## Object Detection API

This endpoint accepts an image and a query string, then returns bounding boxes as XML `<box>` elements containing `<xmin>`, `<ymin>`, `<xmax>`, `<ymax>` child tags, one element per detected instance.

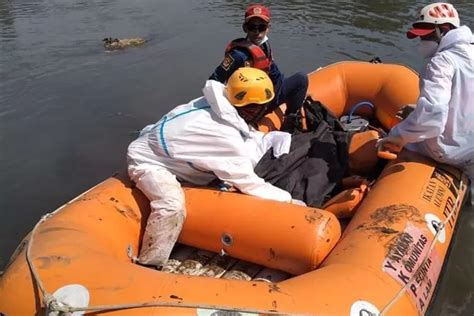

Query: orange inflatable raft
<box><xmin>0</xmin><ymin>61</ymin><xmax>469</xmax><ymax>316</ymax></box>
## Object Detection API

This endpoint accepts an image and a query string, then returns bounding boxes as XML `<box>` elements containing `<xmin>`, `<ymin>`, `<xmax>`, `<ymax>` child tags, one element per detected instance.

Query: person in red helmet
<box><xmin>209</xmin><ymin>4</ymin><xmax>308</xmax><ymax>132</ymax></box>
<box><xmin>377</xmin><ymin>3</ymin><xmax>474</xmax><ymax>181</ymax></box>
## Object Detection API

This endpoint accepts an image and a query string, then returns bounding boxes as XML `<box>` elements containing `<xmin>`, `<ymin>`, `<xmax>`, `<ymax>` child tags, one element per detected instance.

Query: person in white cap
<box><xmin>377</xmin><ymin>2</ymin><xmax>474</xmax><ymax>180</ymax></box>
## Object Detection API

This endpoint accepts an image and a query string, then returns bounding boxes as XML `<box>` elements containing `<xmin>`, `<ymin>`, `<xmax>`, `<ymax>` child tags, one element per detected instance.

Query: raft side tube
<box><xmin>180</xmin><ymin>188</ymin><xmax>341</xmax><ymax>275</ymax></box>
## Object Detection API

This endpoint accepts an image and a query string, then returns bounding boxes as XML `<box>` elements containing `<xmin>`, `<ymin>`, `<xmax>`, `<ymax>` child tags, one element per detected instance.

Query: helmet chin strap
<box><xmin>435</xmin><ymin>25</ymin><xmax>443</xmax><ymax>43</ymax></box>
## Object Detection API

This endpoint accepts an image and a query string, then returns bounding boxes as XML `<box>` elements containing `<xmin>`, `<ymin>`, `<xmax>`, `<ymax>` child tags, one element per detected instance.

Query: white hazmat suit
<box><xmin>127</xmin><ymin>80</ymin><xmax>292</xmax><ymax>266</ymax></box>
<box><xmin>390</xmin><ymin>25</ymin><xmax>474</xmax><ymax>180</ymax></box>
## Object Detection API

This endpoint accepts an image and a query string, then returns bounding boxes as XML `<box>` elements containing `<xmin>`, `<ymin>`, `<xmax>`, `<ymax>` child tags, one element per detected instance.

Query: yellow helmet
<box><xmin>225</xmin><ymin>67</ymin><xmax>275</xmax><ymax>107</ymax></box>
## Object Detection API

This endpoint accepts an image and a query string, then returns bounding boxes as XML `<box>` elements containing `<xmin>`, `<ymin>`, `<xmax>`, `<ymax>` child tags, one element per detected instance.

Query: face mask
<box><xmin>418</xmin><ymin>40</ymin><xmax>439</xmax><ymax>58</ymax></box>
<box><xmin>236</xmin><ymin>103</ymin><xmax>267</xmax><ymax>124</ymax></box>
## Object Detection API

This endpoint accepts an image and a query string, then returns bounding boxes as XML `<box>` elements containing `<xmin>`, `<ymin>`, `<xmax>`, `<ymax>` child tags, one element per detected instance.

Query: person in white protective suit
<box><xmin>127</xmin><ymin>67</ymin><xmax>298</xmax><ymax>267</ymax></box>
<box><xmin>377</xmin><ymin>2</ymin><xmax>474</xmax><ymax>181</ymax></box>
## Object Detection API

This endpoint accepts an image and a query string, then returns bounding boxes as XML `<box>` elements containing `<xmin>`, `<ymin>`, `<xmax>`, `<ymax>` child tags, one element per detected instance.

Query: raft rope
<box><xmin>24</xmin><ymin>199</ymin><xmax>285</xmax><ymax>315</ymax></box>
<box><xmin>379</xmin><ymin>178</ymin><xmax>466</xmax><ymax>316</ymax></box>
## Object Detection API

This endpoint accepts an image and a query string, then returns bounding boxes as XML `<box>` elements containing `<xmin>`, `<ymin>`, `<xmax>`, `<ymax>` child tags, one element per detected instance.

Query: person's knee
<box><xmin>296</xmin><ymin>72</ymin><xmax>309</xmax><ymax>87</ymax></box>
<box><xmin>150</xmin><ymin>201</ymin><xmax>186</xmax><ymax>218</ymax></box>
<box><xmin>288</xmin><ymin>72</ymin><xmax>308</xmax><ymax>90</ymax></box>
<box><xmin>135</xmin><ymin>168</ymin><xmax>185</xmax><ymax>212</ymax></box>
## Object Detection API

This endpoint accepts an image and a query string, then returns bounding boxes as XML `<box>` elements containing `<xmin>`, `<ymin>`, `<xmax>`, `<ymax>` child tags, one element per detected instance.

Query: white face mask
<box><xmin>418</xmin><ymin>40</ymin><xmax>439</xmax><ymax>58</ymax></box>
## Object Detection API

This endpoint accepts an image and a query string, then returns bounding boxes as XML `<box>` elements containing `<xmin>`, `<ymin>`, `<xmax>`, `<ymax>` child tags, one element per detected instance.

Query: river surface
<box><xmin>1</xmin><ymin>0</ymin><xmax>473</xmax><ymax>314</ymax></box>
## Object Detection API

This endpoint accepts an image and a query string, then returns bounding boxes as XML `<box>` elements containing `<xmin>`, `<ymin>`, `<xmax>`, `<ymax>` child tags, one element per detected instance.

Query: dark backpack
<box><xmin>281</xmin><ymin>96</ymin><xmax>346</xmax><ymax>133</ymax></box>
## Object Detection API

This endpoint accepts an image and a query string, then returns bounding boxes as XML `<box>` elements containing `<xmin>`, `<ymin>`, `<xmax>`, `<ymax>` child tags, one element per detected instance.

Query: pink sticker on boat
<box><xmin>382</xmin><ymin>224</ymin><xmax>442</xmax><ymax>315</ymax></box>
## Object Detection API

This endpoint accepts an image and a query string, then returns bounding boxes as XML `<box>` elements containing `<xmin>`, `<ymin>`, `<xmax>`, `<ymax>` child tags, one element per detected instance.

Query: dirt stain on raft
<box><xmin>36</xmin><ymin>256</ymin><xmax>71</xmax><ymax>269</ymax></box>
<box><xmin>304</xmin><ymin>209</ymin><xmax>324</xmax><ymax>224</ymax></box>
<box><xmin>170</xmin><ymin>294</ymin><xmax>183</xmax><ymax>301</ymax></box>
<box><xmin>268</xmin><ymin>283</ymin><xmax>281</xmax><ymax>293</ymax></box>
<box><xmin>110</xmin><ymin>196</ymin><xmax>140</xmax><ymax>223</ymax></box>
<box><xmin>272</xmin><ymin>300</ymin><xmax>278</xmax><ymax>309</ymax></box>
<box><xmin>269</xmin><ymin>248</ymin><xmax>276</xmax><ymax>261</ymax></box>
<box><xmin>268</xmin><ymin>283</ymin><xmax>290</xmax><ymax>296</ymax></box>
<box><xmin>357</xmin><ymin>204</ymin><xmax>424</xmax><ymax>239</ymax></box>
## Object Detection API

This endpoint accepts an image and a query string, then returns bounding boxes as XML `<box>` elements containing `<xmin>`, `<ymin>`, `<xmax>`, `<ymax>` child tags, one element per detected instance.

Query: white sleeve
<box><xmin>390</xmin><ymin>55</ymin><xmax>454</xmax><ymax>143</ymax></box>
<box><xmin>201</xmin><ymin>155</ymin><xmax>293</xmax><ymax>202</ymax></box>
<box><xmin>174</xmin><ymin>130</ymin><xmax>292</xmax><ymax>203</ymax></box>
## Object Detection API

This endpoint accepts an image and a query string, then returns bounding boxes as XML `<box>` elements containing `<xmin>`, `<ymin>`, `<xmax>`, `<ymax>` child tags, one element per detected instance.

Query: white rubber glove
<box><xmin>264</xmin><ymin>131</ymin><xmax>292</xmax><ymax>158</ymax></box>
<box><xmin>291</xmin><ymin>199</ymin><xmax>307</xmax><ymax>207</ymax></box>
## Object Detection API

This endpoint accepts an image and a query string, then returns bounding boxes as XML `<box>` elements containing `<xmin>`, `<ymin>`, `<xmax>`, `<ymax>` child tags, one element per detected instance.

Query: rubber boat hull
<box><xmin>0</xmin><ymin>61</ymin><xmax>469</xmax><ymax>316</ymax></box>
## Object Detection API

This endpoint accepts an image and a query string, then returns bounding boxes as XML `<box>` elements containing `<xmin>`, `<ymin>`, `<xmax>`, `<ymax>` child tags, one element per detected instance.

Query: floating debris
<box><xmin>103</xmin><ymin>37</ymin><xmax>146</xmax><ymax>50</ymax></box>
